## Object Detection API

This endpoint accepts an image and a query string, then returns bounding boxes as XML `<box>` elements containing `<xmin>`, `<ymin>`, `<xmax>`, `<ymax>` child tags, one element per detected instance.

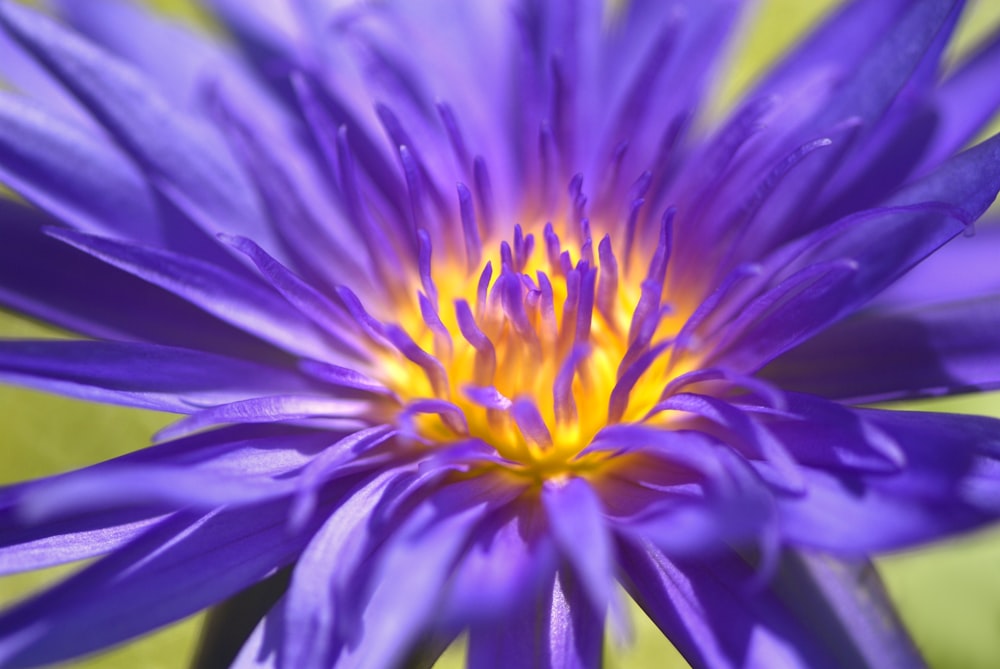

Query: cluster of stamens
<box><xmin>376</xmin><ymin>214</ymin><xmax>691</xmax><ymax>476</ymax></box>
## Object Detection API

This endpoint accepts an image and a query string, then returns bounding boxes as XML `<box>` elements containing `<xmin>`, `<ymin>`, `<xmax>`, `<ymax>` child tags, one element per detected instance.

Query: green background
<box><xmin>2</xmin><ymin>0</ymin><xmax>1000</xmax><ymax>667</ymax></box>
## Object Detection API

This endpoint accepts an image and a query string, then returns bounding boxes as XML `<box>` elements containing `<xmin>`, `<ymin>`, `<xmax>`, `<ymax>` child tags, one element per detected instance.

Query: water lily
<box><xmin>1</xmin><ymin>0</ymin><xmax>1000</xmax><ymax>667</ymax></box>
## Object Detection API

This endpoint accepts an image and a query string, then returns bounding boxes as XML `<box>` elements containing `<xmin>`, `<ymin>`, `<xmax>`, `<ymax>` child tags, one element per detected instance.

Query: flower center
<box><xmin>375</xmin><ymin>217</ymin><xmax>696</xmax><ymax>477</ymax></box>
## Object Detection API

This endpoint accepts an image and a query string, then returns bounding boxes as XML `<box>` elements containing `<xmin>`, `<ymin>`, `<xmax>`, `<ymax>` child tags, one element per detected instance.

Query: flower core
<box><xmin>378</xmin><ymin>218</ymin><xmax>692</xmax><ymax>477</ymax></box>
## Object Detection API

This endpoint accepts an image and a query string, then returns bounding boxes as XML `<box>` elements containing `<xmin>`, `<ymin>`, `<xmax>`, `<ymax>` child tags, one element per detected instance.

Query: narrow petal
<box><xmin>12</xmin><ymin>467</ymin><xmax>295</xmax><ymax>524</ymax></box>
<box><xmin>0</xmin><ymin>425</ymin><xmax>336</xmax><ymax>574</ymax></box>
<box><xmin>282</xmin><ymin>471</ymin><xmax>400</xmax><ymax>669</ymax></box>
<box><xmin>716</xmin><ymin>128</ymin><xmax>1000</xmax><ymax>371</ymax></box>
<box><xmin>749</xmin><ymin>392</ymin><xmax>905</xmax><ymax>472</ymax></box>
<box><xmin>915</xmin><ymin>25</ymin><xmax>1000</xmax><ymax>176</ymax></box>
<box><xmin>542</xmin><ymin>477</ymin><xmax>614</xmax><ymax>612</ymax></box>
<box><xmin>0</xmin><ymin>1</ymin><xmax>283</xmax><ymax>256</ymax></box>
<box><xmin>0</xmin><ymin>340</ymin><xmax>317</xmax><ymax>412</ymax></box>
<box><xmin>48</xmin><ymin>227</ymin><xmax>335</xmax><ymax>360</ymax></box>
<box><xmin>0</xmin><ymin>496</ymin><xmax>330</xmax><ymax>668</ymax></box>
<box><xmin>778</xmin><ymin>409</ymin><xmax>1000</xmax><ymax>553</ymax></box>
<box><xmin>873</xmin><ymin>220</ymin><xmax>1000</xmax><ymax>308</ymax></box>
<box><xmin>764</xmin><ymin>296</ymin><xmax>1000</xmax><ymax>402</ymax></box>
<box><xmin>618</xmin><ymin>540</ymin><xmax>921</xmax><ymax>669</ymax></box>
<box><xmin>0</xmin><ymin>203</ymin><xmax>280</xmax><ymax>357</ymax></box>
<box><xmin>334</xmin><ymin>482</ymin><xmax>501</xmax><ymax>669</ymax></box>
<box><xmin>442</xmin><ymin>503</ymin><xmax>557</xmax><ymax>627</ymax></box>
<box><xmin>52</xmin><ymin>0</ymin><xmax>285</xmax><ymax>127</ymax></box>
<box><xmin>0</xmin><ymin>26</ymin><xmax>93</xmax><ymax>126</ymax></box>
<box><xmin>0</xmin><ymin>514</ymin><xmax>164</xmax><ymax>577</ymax></box>
<box><xmin>155</xmin><ymin>395</ymin><xmax>375</xmax><ymax>442</ymax></box>
<box><xmin>593</xmin><ymin>441</ymin><xmax>775</xmax><ymax>557</ymax></box>
<box><xmin>770</xmin><ymin>550</ymin><xmax>925</xmax><ymax>669</ymax></box>
<box><xmin>749</xmin><ymin>0</ymin><xmax>910</xmax><ymax>103</ymax></box>
<box><xmin>467</xmin><ymin>570</ymin><xmax>603</xmax><ymax>669</ymax></box>
<box><xmin>748</xmin><ymin>0</ymin><xmax>964</xmax><ymax>249</ymax></box>
<box><xmin>0</xmin><ymin>92</ymin><xmax>167</xmax><ymax>245</ymax></box>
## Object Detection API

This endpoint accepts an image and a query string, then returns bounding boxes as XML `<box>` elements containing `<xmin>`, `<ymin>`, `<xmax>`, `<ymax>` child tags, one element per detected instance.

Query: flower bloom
<box><xmin>1</xmin><ymin>0</ymin><xmax>1000</xmax><ymax>666</ymax></box>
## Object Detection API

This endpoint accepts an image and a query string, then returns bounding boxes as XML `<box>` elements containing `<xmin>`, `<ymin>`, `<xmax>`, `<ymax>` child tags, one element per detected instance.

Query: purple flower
<box><xmin>1</xmin><ymin>0</ymin><xmax>1000</xmax><ymax>666</ymax></box>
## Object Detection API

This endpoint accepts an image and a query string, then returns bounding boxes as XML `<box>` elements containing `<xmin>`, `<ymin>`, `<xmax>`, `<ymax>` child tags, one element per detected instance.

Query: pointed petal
<box><xmin>747</xmin><ymin>0</ymin><xmax>964</xmax><ymax>250</ymax></box>
<box><xmin>542</xmin><ymin>477</ymin><xmax>614</xmax><ymax>612</ymax></box>
<box><xmin>916</xmin><ymin>25</ymin><xmax>1000</xmax><ymax>175</ymax></box>
<box><xmin>0</xmin><ymin>514</ymin><xmax>164</xmax><ymax>577</ymax></box>
<box><xmin>0</xmin><ymin>203</ymin><xmax>279</xmax><ymax>357</ymax></box>
<box><xmin>13</xmin><ymin>467</ymin><xmax>295</xmax><ymax>525</ymax></box>
<box><xmin>0</xmin><ymin>1</ymin><xmax>282</xmax><ymax>255</ymax></box>
<box><xmin>334</xmin><ymin>485</ymin><xmax>494</xmax><ymax>668</ymax></box>
<box><xmin>282</xmin><ymin>471</ymin><xmax>400</xmax><ymax>669</ymax></box>
<box><xmin>0</xmin><ymin>340</ymin><xmax>316</xmax><ymax>412</ymax></box>
<box><xmin>467</xmin><ymin>570</ymin><xmax>603</xmax><ymax>669</ymax></box>
<box><xmin>0</xmin><ymin>92</ymin><xmax>167</xmax><ymax>244</ymax></box>
<box><xmin>0</xmin><ymin>426</ymin><xmax>336</xmax><ymax>575</ymax></box>
<box><xmin>750</xmin><ymin>392</ymin><xmax>905</xmax><ymax>473</ymax></box>
<box><xmin>717</xmin><ymin>132</ymin><xmax>1000</xmax><ymax>372</ymax></box>
<box><xmin>874</xmin><ymin>220</ymin><xmax>1000</xmax><ymax>308</ymax></box>
<box><xmin>442</xmin><ymin>503</ymin><xmax>557</xmax><ymax>627</ymax></box>
<box><xmin>749</xmin><ymin>0</ymin><xmax>910</xmax><ymax>103</ymax></box>
<box><xmin>0</xmin><ymin>26</ymin><xmax>93</xmax><ymax>126</ymax></box>
<box><xmin>156</xmin><ymin>395</ymin><xmax>374</xmax><ymax>442</ymax></box>
<box><xmin>764</xmin><ymin>296</ymin><xmax>1000</xmax><ymax>402</ymax></box>
<box><xmin>618</xmin><ymin>540</ymin><xmax>922</xmax><ymax>669</ymax></box>
<box><xmin>0</xmin><ymin>498</ymin><xmax>325</xmax><ymax>668</ymax></box>
<box><xmin>48</xmin><ymin>227</ymin><xmax>335</xmax><ymax>360</ymax></box>
<box><xmin>770</xmin><ymin>550</ymin><xmax>925</xmax><ymax>669</ymax></box>
<box><xmin>778</xmin><ymin>409</ymin><xmax>1000</xmax><ymax>553</ymax></box>
<box><xmin>52</xmin><ymin>0</ymin><xmax>284</xmax><ymax>127</ymax></box>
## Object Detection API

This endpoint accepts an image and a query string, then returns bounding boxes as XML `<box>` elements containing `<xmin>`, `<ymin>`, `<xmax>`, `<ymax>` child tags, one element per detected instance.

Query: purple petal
<box><xmin>0</xmin><ymin>25</ymin><xmax>94</xmax><ymax>126</ymax></box>
<box><xmin>52</xmin><ymin>0</ymin><xmax>289</xmax><ymax>133</ymax></box>
<box><xmin>618</xmin><ymin>540</ymin><xmax>921</xmax><ymax>669</ymax></box>
<box><xmin>717</xmin><ymin>122</ymin><xmax>1000</xmax><ymax>370</ymax></box>
<box><xmin>0</xmin><ymin>2</ymin><xmax>283</xmax><ymax>256</ymax></box>
<box><xmin>749</xmin><ymin>0</ymin><xmax>910</xmax><ymax>104</ymax></box>
<box><xmin>443</xmin><ymin>503</ymin><xmax>557</xmax><ymax>627</ymax></box>
<box><xmin>807</xmin><ymin>0</ymin><xmax>957</xmax><ymax>159</ymax></box>
<box><xmin>0</xmin><ymin>203</ymin><xmax>279</xmax><ymax>357</ymax></box>
<box><xmin>14</xmin><ymin>467</ymin><xmax>297</xmax><ymax>525</ymax></box>
<box><xmin>48</xmin><ymin>227</ymin><xmax>336</xmax><ymax>360</ymax></box>
<box><xmin>597</xmin><ymin>441</ymin><xmax>775</xmax><ymax>557</ymax></box>
<box><xmin>874</xmin><ymin>220</ymin><xmax>1000</xmax><ymax>308</ymax></box>
<box><xmin>915</xmin><ymin>25</ymin><xmax>1000</xmax><ymax>176</ymax></box>
<box><xmin>0</xmin><ymin>425</ymin><xmax>337</xmax><ymax>574</ymax></box>
<box><xmin>765</xmin><ymin>296</ymin><xmax>1000</xmax><ymax>403</ymax></box>
<box><xmin>467</xmin><ymin>570</ymin><xmax>603</xmax><ymax>669</ymax></box>
<box><xmin>772</xmin><ymin>550</ymin><xmax>925</xmax><ymax>669</ymax></box>
<box><xmin>283</xmin><ymin>471</ymin><xmax>401</xmax><ymax>669</ymax></box>
<box><xmin>749</xmin><ymin>392</ymin><xmax>905</xmax><ymax>472</ymax></box>
<box><xmin>747</xmin><ymin>0</ymin><xmax>965</xmax><ymax>250</ymax></box>
<box><xmin>0</xmin><ymin>497</ymin><xmax>329</xmax><ymax>668</ymax></box>
<box><xmin>0</xmin><ymin>340</ymin><xmax>317</xmax><ymax>412</ymax></box>
<box><xmin>155</xmin><ymin>395</ymin><xmax>375</xmax><ymax>442</ymax></box>
<box><xmin>0</xmin><ymin>92</ymin><xmax>168</xmax><ymax>245</ymax></box>
<box><xmin>334</xmin><ymin>482</ymin><xmax>501</xmax><ymax>669</ymax></box>
<box><xmin>542</xmin><ymin>477</ymin><xmax>614</xmax><ymax>612</ymax></box>
<box><xmin>225</xmin><ymin>235</ymin><xmax>375</xmax><ymax>365</ymax></box>
<box><xmin>778</xmin><ymin>409</ymin><xmax>1000</xmax><ymax>553</ymax></box>
<box><xmin>0</xmin><ymin>515</ymin><xmax>165</xmax><ymax>577</ymax></box>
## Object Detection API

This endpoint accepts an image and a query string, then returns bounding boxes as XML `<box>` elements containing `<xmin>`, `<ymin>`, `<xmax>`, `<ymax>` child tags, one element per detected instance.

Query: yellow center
<box><xmin>376</xmin><ymin>220</ymin><xmax>697</xmax><ymax>477</ymax></box>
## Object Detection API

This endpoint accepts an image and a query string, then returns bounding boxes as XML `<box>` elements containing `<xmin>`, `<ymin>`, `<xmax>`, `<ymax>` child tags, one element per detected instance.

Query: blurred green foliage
<box><xmin>2</xmin><ymin>0</ymin><xmax>1000</xmax><ymax>667</ymax></box>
